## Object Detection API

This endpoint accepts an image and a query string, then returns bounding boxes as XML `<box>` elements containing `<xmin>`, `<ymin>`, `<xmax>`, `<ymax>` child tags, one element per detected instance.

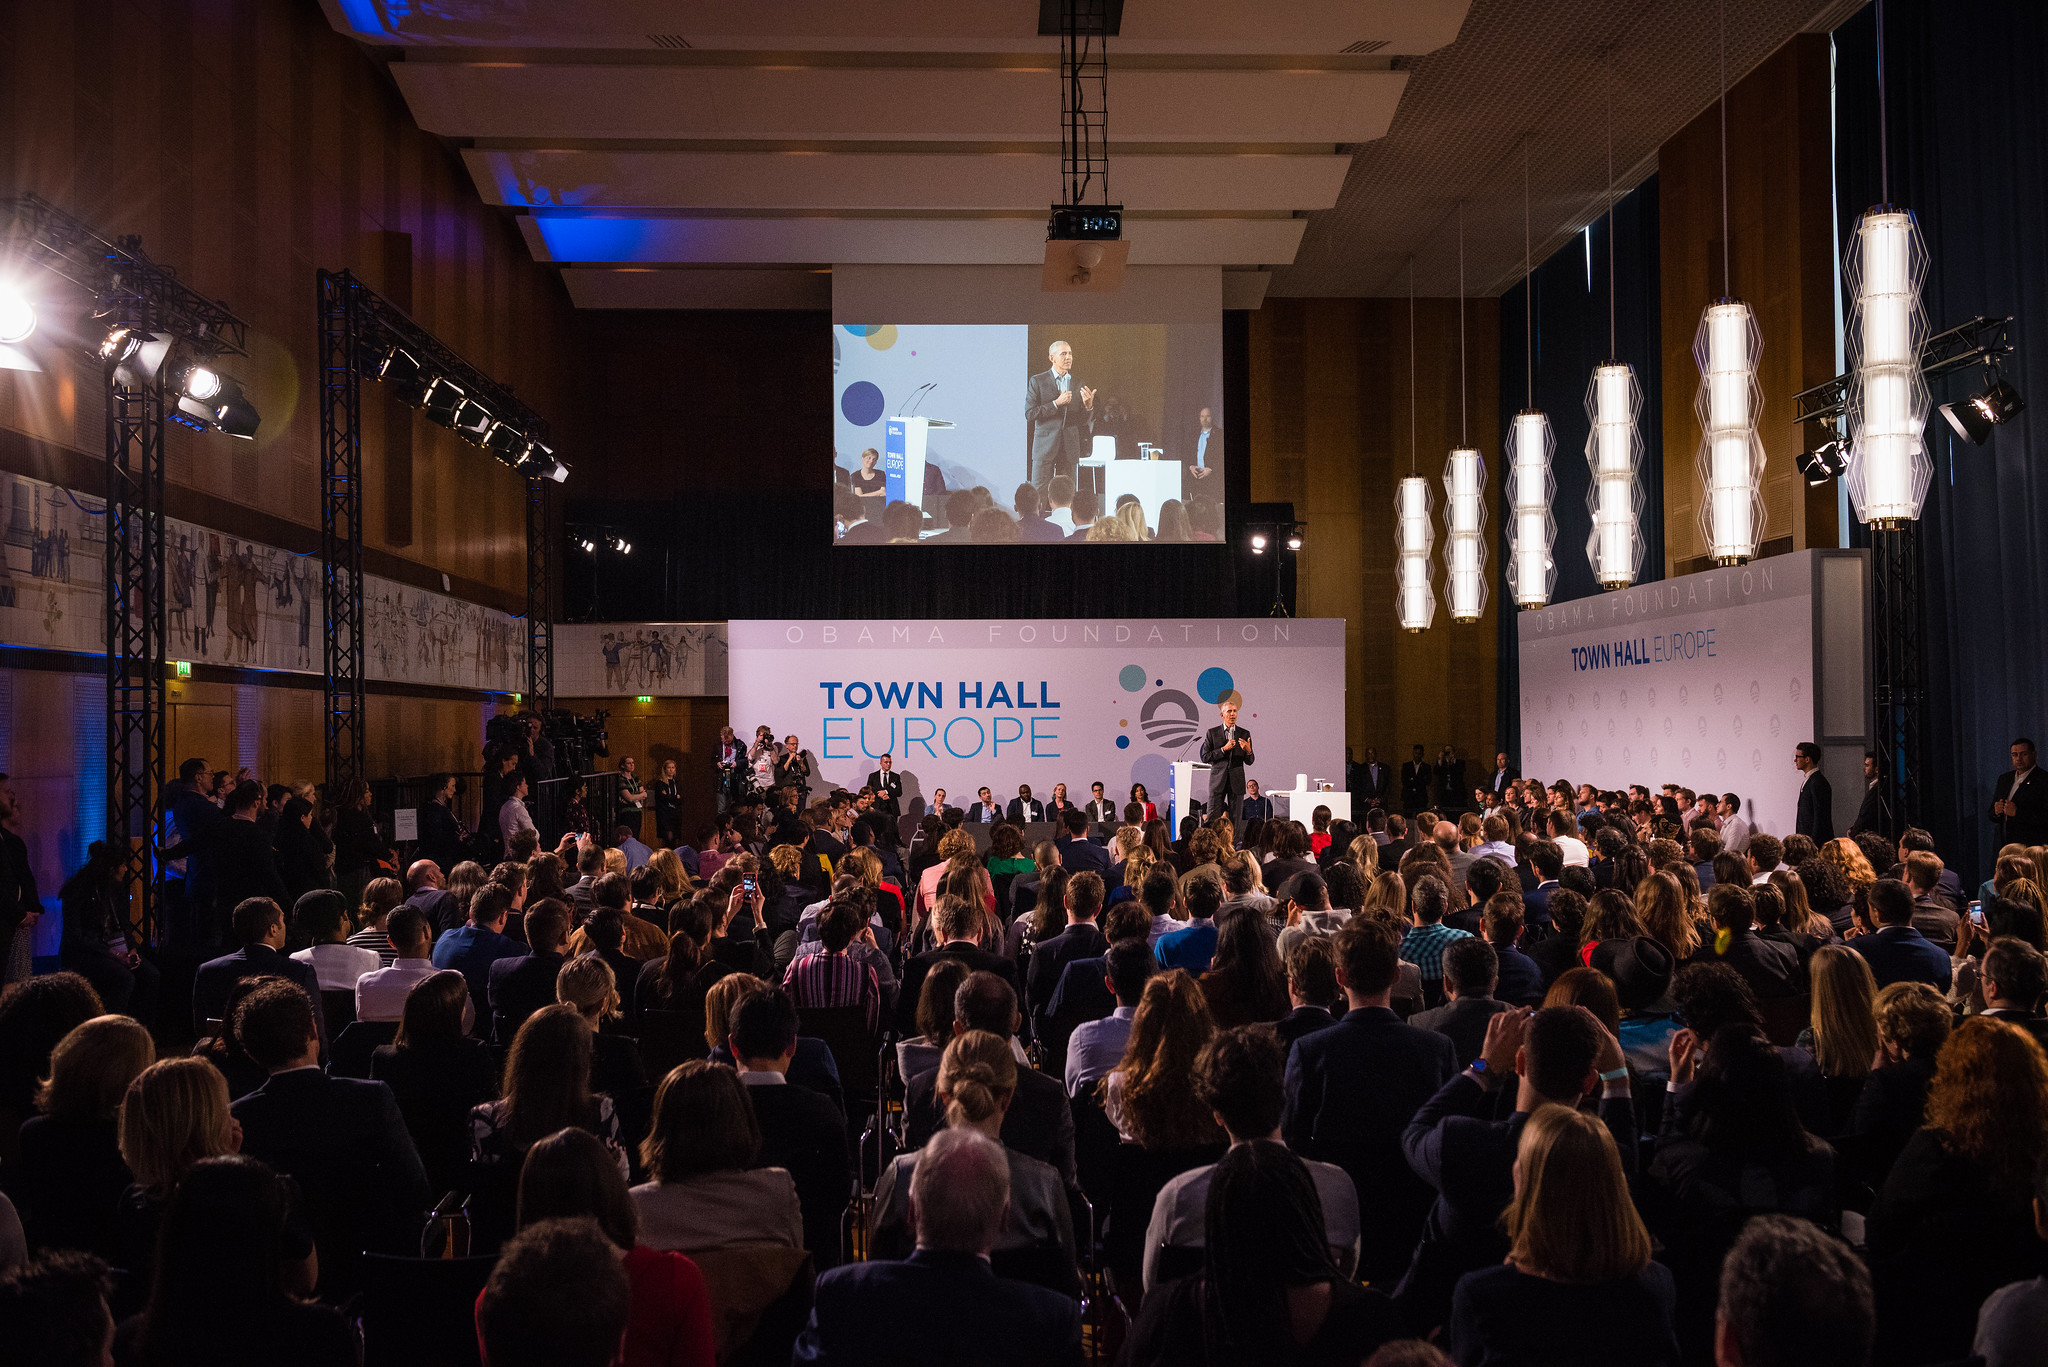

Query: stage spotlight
<box><xmin>577</xmin><ymin>536</ymin><xmax>597</xmax><ymax>553</ymax></box>
<box><xmin>483</xmin><ymin>420</ymin><xmax>527</xmax><ymax>460</ymax></box>
<box><xmin>607</xmin><ymin>534</ymin><xmax>632</xmax><ymax>554</ymax></box>
<box><xmin>544</xmin><ymin>459</ymin><xmax>569</xmax><ymax>484</ymax></box>
<box><xmin>452</xmin><ymin>398</ymin><xmax>493</xmax><ymax>444</ymax></box>
<box><xmin>377</xmin><ymin>346</ymin><xmax>432</xmax><ymax>405</ymax></box>
<box><xmin>0</xmin><ymin>286</ymin><xmax>36</xmax><ymax>344</ymax></box>
<box><xmin>421</xmin><ymin>377</ymin><xmax>466</xmax><ymax>427</ymax></box>
<box><xmin>97</xmin><ymin>324</ymin><xmax>147</xmax><ymax>363</ymax></box>
<box><xmin>208</xmin><ymin>375</ymin><xmax>261</xmax><ymax>439</ymax></box>
<box><xmin>1249</xmin><ymin>532</ymin><xmax>1268</xmax><ymax>552</ymax></box>
<box><xmin>1938</xmin><ymin>398</ymin><xmax>1993</xmax><ymax>446</ymax></box>
<box><xmin>1795</xmin><ymin>439</ymin><xmax>1846</xmax><ymax>486</ymax></box>
<box><xmin>180</xmin><ymin>363</ymin><xmax>222</xmax><ymax>402</ymax></box>
<box><xmin>1286</xmin><ymin>532</ymin><xmax>1303</xmax><ymax>551</ymax></box>
<box><xmin>1942</xmin><ymin>370</ymin><xmax>2026</xmax><ymax>446</ymax></box>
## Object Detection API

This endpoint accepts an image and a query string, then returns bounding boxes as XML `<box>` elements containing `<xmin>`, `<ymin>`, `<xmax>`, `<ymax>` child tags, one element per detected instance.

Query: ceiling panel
<box><xmin>395</xmin><ymin>65</ymin><xmax>1406</xmax><ymax>144</ymax></box>
<box><xmin>521</xmin><ymin>214</ymin><xmax>1307</xmax><ymax>266</ymax></box>
<box><xmin>322</xmin><ymin>0</ymin><xmax>1468</xmax><ymax>55</ymax></box>
<box><xmin>463</xmin><ymin>148</ymin><xmax>1351</xmax><ymax>212</ymax></box>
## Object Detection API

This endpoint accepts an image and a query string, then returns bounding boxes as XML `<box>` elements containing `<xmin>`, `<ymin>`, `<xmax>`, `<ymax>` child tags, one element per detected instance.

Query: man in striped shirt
<box><xmin>783</xmin><ymin>900</ymin><xmax>882</xmax><ymax>1032</ymax></box>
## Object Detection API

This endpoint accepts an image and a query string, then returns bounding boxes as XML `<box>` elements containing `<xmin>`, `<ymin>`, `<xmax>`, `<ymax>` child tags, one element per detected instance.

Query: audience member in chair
<box><xmin>114</xmin><ymin>1057</ymin><xmax>241</xmax><ymax>1287</ymax></box>
<box><xmin>287</xmin><ymin>890</ymin><xmax>379</xmax><ymax>992</ymax></box>
<box><xmin>368</xmin><ymin>968</ymin><xmax>497</xmax><ymax>1195</ymax></box>
<box><xmin>1141</xmin><ymin>1025</ymin><xmax>1362</xmax><ymax>1294</ymax></box>
<box><xmin>1022</xmin><ymin>873</ymin><xmax>1107</xmax><ymax>1030</ymax></box>
<box><xmin>227</xmin><ymin>978</ymin><xmax>429</xmax><ymax>1278</ymax></box>
<box><xmin>432</xmin><ymin>882</ymin><xmax>523</xmax><ymax>1027</ymax></box>
<box><xmin>1283</xmin><ymin>917</ymin><xmax>1458</xmax><ymax>1283</ymax></box>
<box><xmin>1277</xmin><ymin>937</ymin><xmax>1343</xmax><ymax>1051</ymax></box>
<box><xmin>508</xmin><ymin>1128</ymin><xmax>716</xmax><ymax>1367</ymax></box>
<box><xmin>1200</xmin><ymin>904</ymin><xmax>1290</xmax><ymax>1028</ymax></box>
<box><xmin>1713</xmin><ymin>1214</ymin><xmax>1874</xmax><ymax>1367</ymax></box>
<box><xmin>728</xmin><ymin>989</ymin><xmax>853</xmax><ymax>1270</ymax></box>
<box><xmin>355</xmin><ymin>906</ymin><xmax>466</xmax><ymax>1026</ymax></box>
<box><xmin>1396</xmin><ymin>1004</ymin><xmax>1634</xmax><ymax>1337</ymax></box>
<box><xmin>896</xmin><ymin>958</ymin><xmax>973</xmax><ymax>1087</ymax></box>
<box><xmin>1408</xmin><ymin>939</ymin><xmax>1508</xmax><ymax>1069</ymax></box>
<box><xmin>1446</xmin><ymin>1104</ymin><xmax>1679</xmax><ymax>1367</ymax></box>
<box><xmin>1849</xmin><ymin>878</ymin><xmax>1952</xmax><ymax>991</ymax></box>
<box><xmin>1480</xmin><ymin>894</ymin><xmax>1545</xmax><ymax>1005</ymax></box>
<box><xmin>1064</xmin><ymin>938</ymin><xmax>1157</xmax><ymax>1096</ymax></box>
<box><xmin>0</xmin><ymin>1246</ymin><xmax>117</xmax><ymax>1367</ymax></box>
<box><xmin>796</xmin><ymin>1125</ymin><xmax>1082</xmax><ymax>1366</ymax></box>
<box><xmin>472</xmin><ymin>1004</ymin><xmax>628</xmax><ymax>1178</ymax></box>
<box><xmin>489</xmin><ymin>898</ymin><xmax>574</xmax><ymax>1046</ymax></box>
<box><xmin>904</xmin><ymin>972</ymin><xmax>1076</xmax><ymax>1183</ymax></box>
<box><xmin>870</xmin><ymin>1030</ymin><xmax>1077</xmax><ymax>1283</ymax></box>
<box><xmin>1123</xmin><ymin>1140</ymin><xmax>1401</xmax><ymax>1367</ymax></box>
<box><xmin>557</xmin><ymin>953</ymin><xmax>649</xmax><ymax>1103</ymax></box>
<box><xmin>476</xmin><ymin>1216</ymin><xmax>632</xmax><ymax>1367</ymax></box>
<box><xmin>192</xmin><ymin>897</ymin><xmax>323</xmax><ymax>1050</ymax></box>
<box><xmin>896</xmin><ymin>895</ymin><xmax>1020</xmax><ymax>1040</ymax></box>
<box><xmin>125</xmin><ymin>1155</ymin><xmax>350</xmax><ymax>1367</ymax></box>
<box><xmin>1703</xmin><ymin>883</ymin><xmax>1804</xmax><ymax>999</ymax></box>
<box><xmin>12</xmin><ymin>1014</ymin><xmax>153</xmax><ymax>1259</ymax></box>
<box><xmin>1100</xmin><ymin>969</ymin><xmax>1223</xmax><ymax>1153</ymax></box>
<box><xmin>631</xmin><ymin>1060</ymin><xmax>804</xmax><ymax>1255</ymax></box>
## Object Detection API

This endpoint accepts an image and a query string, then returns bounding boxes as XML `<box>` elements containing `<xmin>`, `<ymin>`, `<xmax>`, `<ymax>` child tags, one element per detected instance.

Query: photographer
<box><xmin>773</xmin><ymin>734</ymin><xmax>813</xmax><ymax>807</ymax></box>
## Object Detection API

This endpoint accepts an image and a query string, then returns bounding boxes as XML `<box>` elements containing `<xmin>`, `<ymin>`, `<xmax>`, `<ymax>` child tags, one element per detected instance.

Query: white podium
<box><xmin>1077</xmin><ymin>453</ymin><xmax>1182</xmax><ymax>533</ymax></box>
<box><xmin>1270</xmin><ymin>774</ymin><xmax>1352</xmax><ymax>826</ymax></box>
<box><xmin>883</xmin><ymin>414</ymin><xmax>953</xmax><ymax>507</ymax></box>
<box><xmin>1168</xmin><ymin>760</ymin><xmax>1212</xmax><ymax>833</ymax></box>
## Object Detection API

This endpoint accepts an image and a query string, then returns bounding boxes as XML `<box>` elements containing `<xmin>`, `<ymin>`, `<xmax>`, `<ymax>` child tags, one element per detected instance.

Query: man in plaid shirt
<box><xmin>1397</xmin><ymin>874</ymin><xmax>1470</xmax><ymax>992</ymax></box>
<box><xmin>783</xmin><ymin>900</ymin><xmax>882</xmax><ymax>1032</ymax></box>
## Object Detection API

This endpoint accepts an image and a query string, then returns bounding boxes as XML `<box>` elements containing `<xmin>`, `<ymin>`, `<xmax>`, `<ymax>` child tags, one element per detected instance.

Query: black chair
<box><xmin>797</xmin><ymin>1005</ymin><xmax>879</xmax><ymax>1108</ymax></box>
<box><xmin>321</xmin><ymin>988</ymin><xmax>358</xmax><ymax>1040</ymax></box>
<box><xmin>990</xmin><ymin>1240</ymin><xmax>1084</xmax><ymax>1300</ymax></box>
<box><xmin>1068</xmin><ymin>1087</ymin><xmax>1124</xmax><ymax>1213</ymax></box>
<box><xmin>1757</xmin><ymin>992</ymin><xmax>1812</xmax><ymax>1048</ymax></box>
<box><xmin>330</xmin><ymin>1020</ymin><xmax>399</xmax><ymax>1079</ymax></box>
<box><xmin>1151</xmin><ymin>1242</ymin><xmax>1204</xmax><ymax>1286</ymax></box>
<box><xmin>357</xmin><ymin>1252</ymin><xmax>496</xmax><ymax>1367</ymax></box>
<box><xmin>638</xmin><ymin>1007</ymin><xmax>707</xmax><ymax>1082</ymax></box>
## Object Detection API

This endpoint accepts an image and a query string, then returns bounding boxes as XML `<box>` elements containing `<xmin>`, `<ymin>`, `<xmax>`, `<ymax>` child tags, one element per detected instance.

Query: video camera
<box><xmin>542</xmin><ymin>707</ymin><xmax>609</xmax><ymax>777</ymax></box>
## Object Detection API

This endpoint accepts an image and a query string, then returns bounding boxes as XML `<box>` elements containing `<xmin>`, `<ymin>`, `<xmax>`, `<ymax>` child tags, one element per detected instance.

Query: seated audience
<box><xmin>369</xmin><ymin>968</ymin><xmax>498</xmax><ymax>1193</ymax></box>
<box><xmin>0</xmin><ymin>972</ymin><xmax>103</xmax><ymax>1114</ymax></box>
<box><xmin>1278</xmin><ymin>937</ymin><xmax>1343</xmax><ymax>1051</ymax></box>
<box><xmin>1124</xmin><ymin>1140</ymin><xmax>1401</xmax><ymax>1367</ymax></box>
<box><xmin>631</xmin><ymin>1060</ymin><xmax>804</xmax><ymax>1254</ymax></box>
<box><xmin>905</xmin><ymin>972</ymin><xmax>1075</xmax><ymax>1183</ymax></box>
<box><xmin>727</xmin><ymin>989</ymin><xmax>852</xmax><ymax>1269</ymax></box>
<box><xmin>287</xmin><ymin>889</ymin><xmax>379</xmax><ymax>991</ymax></box>
<box><xmin>558</xmin><ymin>953</ymin><xmax>649</xmax><ymax>1101</ymax></box>
<box><xmin>1102</xmin><ymin>969</ymin><xmax>1223</xmax><ymax>1153</ymax></box>
<box><xmin>782</xmin><ymin>900</ymin><xmax>883</xmax><ymax>1032</ymax></box>
<box><xmin>354</xmin><ymin>905</ymin><xmax>459</xmax><ymax>1024</ymax></box>
<box><xmin>1703</xmin><ymin>883</ymin><xmax>1803</xmax><ymax>998</ymax></box>
<box><xmin>1409</xmin><ymin>939</ymin><xmax>1508</xmax><ymax>1068</ymax></box>
<box><xmin>350</xmin><ymin>876</ymin><xmax>406</xmax><ymax>966</ymax></box>
<box><xmin>1283</xmin><ymin>919</ymin><xmax>1458</xmax><ymax>1283</ymax></box>
<box><xmin>0</xmin><ymin>1247</ymin><xmax>116</xmax><ymax>1367</ymax></box>
<box><xmin>432</xmin><ymin>882</ymin><xmax>524</xmax><ymax>1024</ymax></box>
<box><xmin>1867</xmin><ymin>1016</ymin><xmax>2048</xmax><ymax>1365</ymax></box>
<box><xmin>1801</xmin><ymin>944</ymin><xmax>1879</xmax><ymax>1134</ymax></box>
<box><xmin>1447</xmin><ymin>1103</ymin><xmax>1679</xmax><ymax>1367</ymax></box>
<box><xmin>473</xmin><ymin>1003</ymin><xmax>628</xmax><ymax>1176</ymax></box>
<box><xmin>795</xmin><ymin>1126</ymin><xmax>1082</xmax><ymax>1366</ymax></box>
<box><xmin>510</xmin><ymin>1128</ymin><xmax>716</xmax><ymax>1367</ymax></box>
<box><xmin>1064</xmin><ymin>938</ymin><xmax>1156</xmax><ymax>1096</ymax></box>
<box><xmin>1154</xmin><ymin>874</ymin><xmax>1223</xmax><ymax>973</ymax></box>
<box><xmin>1200</xmin><ymin>905</ymin><xmax>1290</xmax><ymax>1028</ymax></box>
<box><xmin>1844</xmin><ymin>980</ymin><xmax>1950</xmax><ymax>1188</ymax></box>
<box><xmin>114</xmin><ymin>1057</ymin><xmax>241</xmax><ymax>1285</ymax></box>
<box><xmin>11</xmin><ymin>1014</ymin><xmax>153</xmax><ymax>1258</ymax></box>
<box><xmin>896</xmin><ymin>958</ymin><xmax>972</xmax><ymax>1086</ymax></box>
<box><xmin>1851</xmin><ymin>878</ymin><xmax>1953</xmax><ymax>991</ymax></box>
<box><xmin>490</xmin><ymin>898</ymin><xmax>574</xmax><ymax>1046</ymax></box>
<box><xmin>1713</xmin><ymin>1214</ymin><xmax>1874</xmax><ymax>1367</ymax></box>
<box><xmin>191</xmin><ymin>898</ymin><xmax>323</xmax><ymax>1049</ymax></box>
<box><xmin>1143</xmin><ymin>1025</ymin><xmax>1362</xmax><ymax>1292</ymax></box>
<box><xmin>1481</xmin><ymin>895</ymin><xmax>1545</xmax><ymax>1005</ymax></box>
<box><xmin>477</xmin><ymin>1217</ymin><xmax>633</xmax><ymax>1367</ymax></box>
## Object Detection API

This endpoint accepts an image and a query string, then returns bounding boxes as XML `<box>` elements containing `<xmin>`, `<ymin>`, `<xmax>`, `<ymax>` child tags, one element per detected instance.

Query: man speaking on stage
<box><xmin>1026</xmin><ymin>339</ymin><xmax>1095</xmax><ymax>490</ymax></box>
<box><xmin>1200</xmin><ymin>692</ymin><xmax>1255</xmax><ymax>822</ymax></box>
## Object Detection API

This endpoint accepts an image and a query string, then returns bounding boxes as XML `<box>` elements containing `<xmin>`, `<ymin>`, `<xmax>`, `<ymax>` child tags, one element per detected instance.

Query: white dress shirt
<box><xmin>499</xmin><ymin>795</ymin><xmax>536</xmax><ymax>846</ymax></box>
<box><xmin>356</xmin><ymin>957</ymin><xmax>442</xmax><ymax>1022</ymax></box>
<box><xmin>291</xmin><ymin>942</ymin><xmax>382</xmax><ymax>992</ymax></box>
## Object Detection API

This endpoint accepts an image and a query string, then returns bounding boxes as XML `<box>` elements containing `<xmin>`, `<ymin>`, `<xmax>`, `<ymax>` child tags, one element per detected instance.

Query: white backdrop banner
<box><xmin>727</xmin><ymin>618</ymin><xmax>1345</xmax><ymax>809</ymax></box>
<box><xmin>1516</xmin><ymin>550</ymin><xmax>1866</xmax><ymax>839</ymax></box>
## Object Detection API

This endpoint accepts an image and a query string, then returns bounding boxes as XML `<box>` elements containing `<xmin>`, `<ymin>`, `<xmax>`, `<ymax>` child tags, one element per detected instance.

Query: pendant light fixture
<box><xmin>1694</xmin><ymin>0</ymin><xmax>1765</xmax><ymax>565</ymax></box>
<box><xmin>1585</xmin><ymin>68</ymin><xmax>1646</xmax><ymax>589</ymax></box>
<box><xmin>1444</xmin><ymin>202</ymin><xmax>1488</xmax><ymax>623</ymax></box>
<box><xmin>1396</xmin><ymin>256</ymin><xmax>1436</xmax><ymax>633</ymax></box>
<box><xmin>1842</xmin><ymin>0</ymin><xmax>1930</xmax><ymax>527</ymax></box>
<box><xmin>1505</xmin><ymin>140</ymin><xmax>1556</xmax><ymax>611</ymax></box>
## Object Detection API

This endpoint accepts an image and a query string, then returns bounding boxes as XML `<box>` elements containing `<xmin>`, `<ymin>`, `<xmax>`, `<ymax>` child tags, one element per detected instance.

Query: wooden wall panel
<box><xmin>560</xmin><ymin>696</ymin><xmax>733</xmax><ymax>847</ymax></box>
<box><xmin>1658</xmin><ymin>34</ymin><xmax>1838</xmax><ymax>574</ymax></box>
<box><xmin>1248</xmin><ymin>298</ymin><xmax>1502</xmax><ymax>777</ymax></box>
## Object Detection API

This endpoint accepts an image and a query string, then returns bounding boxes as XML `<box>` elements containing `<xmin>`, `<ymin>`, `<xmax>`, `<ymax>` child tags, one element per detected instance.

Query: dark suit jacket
<box><xmin>212</xmin><ymin>817</ymin><xmax>291</xmax><ymax>919</ymax></box>
<box><xmin>746</xmin><ymin>1078</ymin><xmax>854</xmax><ymax>1269</ymax></box>
<box><xmin>1852</xmin><ymin>925</ymin><xmax>1953</xmax><ymax>991</ymax></box>
<box><xmin>969</xmin><ymin>802</ymin><xmax>1005</xmax><ymax>824</ymax></box>
<box><xmin>1491</xmin><ymin>944</ymin><xmax>1547</xmax><ymax>1005</ymax></box>
<box><xmin>896</xmin><ymin>941</ymin><xmax>1022</xmax><ymax>1039</ymax></box>
<box><xmin>230</xmin><ymin>1068</ymin><xmax>430</xmax><ymax>1265</ymax></box>
<box><xmin>1024</xmin><ymin>923</ymin><xmax>1107</xmax><ymax>1020</ymax></box>
<box><xmin>1026</xmin><ymin>368</ymin><xmax>1092</xmax><ymax>470</ymax></box>
<box><xmin>1006</xmin><ymin>798</ymin><xmax>1046</xmax><ymax>824</ymax></box>
<box><xmin>1198</xmin><ymin>725</ymin><xmax>1254</xmax><ymax>811</ymax></box>
<box><xmin>1796</xmin><ymin>770</ymin><xmax>1836</xmax><ymax>843</ymax></box>
<box><xmin>193</xmin><ymin>943</ymin><xmax>325</xmax><ymax>1044</ymax></box>
<box><xmin>1992</xmin><ymin>767</ymin><xmax>2048</xmax><ymax>847</ymax></box>
<box><xmin>487</xmin><ymin>950</ymin><xmax>568</xmax><ymax>1045</ymax></box>
<box><xmin>1406</xmin><ymin>997</ymin><xmax>1508</xmax><ymax>1069</ymax></box>
<box><xmin>1275</xmin><ymin>1005</ymin><xmax>1338</xmax><ymax>1052</ymax></box>
<box><xmin>1853</xmin><ymin>781</ymin><xmax>1891</xmax><ymax>838</ymax></box>
<box><xmin>416</xmin><ymin>801</ymin><xmax>467</xmax><ymax>879</ymax></box>
<box><xmin>1054</xmin><ymin>835</ymin><xmax>1111</xmax><ymax>875</ymax></box>
<box><xmin>904</xmin><ymin>1058</ymin><xmax>1076</xmax><ymax>1185</ymax></box>
<box><xmin>867</xmin><ymin>770</ymin><xmax>904</xmax><ymax>819</ymax></box>
<box><xmin>795</xmin><ymin>1248</ymin><xmax>1083</xmax><ymax>1367</ymax></box>
<box><xmin>1240</xmin><ymin>796</ymin><xmax>1273</xmax><ymax>823</ymax></box>
<box><xmin>1489</xmin><ymin>765</ymin><xmax>1518</xmax><ymax>796</ymax></box>
<box><xmin>1396</xmin><ymin>1073</ymin><xmax>1637</xmax><ymax>1333</ymax></box>
<box><xmin>1084</xmin><ymin>799</ymin><xmax>1120</xmax><ymax>824</ymax></box>
<box><xmin>1282</xmin><ymin>1006</ymin><xmax>1459</xmax><ymax>1281</ymax></box>
<box><xmin>1401</xmin><ymin>762</ymin><xmax>1434</xmax><ymax>809</ymax></box>
<box><xmin>1711</xmin><ymin>928</ymin><xmax>1806</xmax><ymax>998</ymax></box>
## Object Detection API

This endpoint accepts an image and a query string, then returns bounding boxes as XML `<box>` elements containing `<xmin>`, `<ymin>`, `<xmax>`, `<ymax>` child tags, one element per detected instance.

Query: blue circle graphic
<box><xmin>1196</xmin><ymin>667</ymin><xmax>1236</xmax><ymax>704</ymax></box>
<box><xmin>841</xmin><ymin>324</ymin><xmax>878</xmax><ymax>337</ymax></box>
<box><xmin>840</xmin><ymin>381</ymin><xmax>885</xmax><ymax>427</ymax></box>
<box><xmin>1118</xmin><ymin>664</ymin><xmax>1146</xmax><ymax>693</ymax></box>
<box><xmin>1115</xmin><ymin>735</ymin><xmax>1131</xmax><ymax>749</ymax></box>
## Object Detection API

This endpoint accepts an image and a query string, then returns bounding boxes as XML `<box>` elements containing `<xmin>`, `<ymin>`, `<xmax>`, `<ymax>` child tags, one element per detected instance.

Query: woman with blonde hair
<box><xmin>15</xmin><ymin>1014</ymin><xmax>156</xmax><ymax>1257</ymax></box>
<box><xmin>1767</xmin><ymin>868</ymin><xmax>1832</xmax><ymax>940</ymax></box>
<box><xmin>702</xmin><ymin>972</ymin><xmax>769</xmax><ymax>1053</ymax></box>
<box><xmin>1346</xmin><ymin>833</ymin><xmax>1381</xmax><ymax>879</ymax></box>
<box><xmin>115</xmin><ymin>1056</ymin><xmax>241</xmax><ymax>1281</ymax></box>
<box><xmin>1102</xmin><ymin>970</ymin><xmax>1224</xmax><ymax>1151</ymax></box>
<box><xmin>559</xmin><ymin>953</ymin><xmax>649</xmax><ymax>1103</ymax></box>
<box><xmin>839</xmin><ymin>844</ymin><xmax>903</xmax><ymax>932</ymax></box>
<box><xmin>1800</xmin><ymin>944</ymin><xmax>1878</xmax><ymax>1131</ymax></box>
<box><xmin>1360</xmin><ymin>870</ymin><xmax>1407</xmax><ymax>924</ymax></box>
<box><xmin>1821</xmin><ymin>836</ymin><xmax>1879</xmax><ymax>896</ymax></box>
<box><xmin>647</xmin><ymin>846</ymin><xmax>692</xmax><ymax>905</ymax></box>
<box><xmin>867</xmin><ymin>1029</ymin><xmax>1076</xmax><ymax>1275</ymax></box>
<box><xmin>1869</xmin><ymin>1017</ymin><xmax>2048</xmax><ymax>1363</ymax></box>
<box><xmin>1634</xmin><ymin>870</ymin><xmax>1701</xmax><ymax>961</ymax></box>
<box><xmin>1449</xmin><ymin>1103</ymin><xmax>1677</xmax><ymax>1366</ymax></box>
<box><xmin>445</xmin><ymin>860</ymin><xmax>489</xmax><ymax>925</ymax></box>
<box><xmin>1111</xmin><ymin>845</ymin><xmax>1156</xmax><ymax>907</ymax></box>
<box><xmin>349</xmin><ymin>874</ymin><xmax>407</xmax><ymax>965</ymax></box>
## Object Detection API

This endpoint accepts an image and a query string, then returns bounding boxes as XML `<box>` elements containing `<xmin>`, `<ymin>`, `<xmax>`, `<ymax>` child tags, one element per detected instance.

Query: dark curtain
<box><xmin>1496</xmin><ymin>177</ymin><xmax>1666</xmax><ymax>760</ymax></box>
<box><xmin>570</xmin><ymin>311</ymin><xmax>1251</xmax><ymax>621</ymax></box>
<box><xmin>1835</xmin><ymin>1</ymin><xmax>2048</xmax><ymax>881</ymax></box>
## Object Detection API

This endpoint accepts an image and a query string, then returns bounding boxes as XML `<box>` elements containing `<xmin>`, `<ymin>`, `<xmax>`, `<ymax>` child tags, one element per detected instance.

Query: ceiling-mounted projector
<box><xmin>1043</xmin><ymin>204</ymin><xmax>1130</xmax><ymax>293</ymax></box>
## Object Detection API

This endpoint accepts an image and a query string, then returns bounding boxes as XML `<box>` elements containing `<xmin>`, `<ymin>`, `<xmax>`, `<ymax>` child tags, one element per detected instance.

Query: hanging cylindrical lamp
<box><xmin>1842</xmin><ymin>208</ymin><xmax>1930</xmax><ymax>526</ymax></box>
<box><xmin>1586</xmin><ymin>364</ymin><xmax>1645</xmax><ymax>588</ymax></box>
<box><xmin>1395</xmin><ymin>475</ymin><xmax>1436</xmax><ymax>632</ymax></box>
<box><xmin>1505</xmin><ymin>411</ymin><xmax>1555</xmax><ymax>609</ymax></box>
<box><xmin>1443</xmin><ymin>448</ymin><xmax>1488</xmax><ymax>622</ymax></box>
<box><xmin>1694</xmin><ymin>301</ymin><xmax>1765</xmax><ymax>564</ymax></box>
